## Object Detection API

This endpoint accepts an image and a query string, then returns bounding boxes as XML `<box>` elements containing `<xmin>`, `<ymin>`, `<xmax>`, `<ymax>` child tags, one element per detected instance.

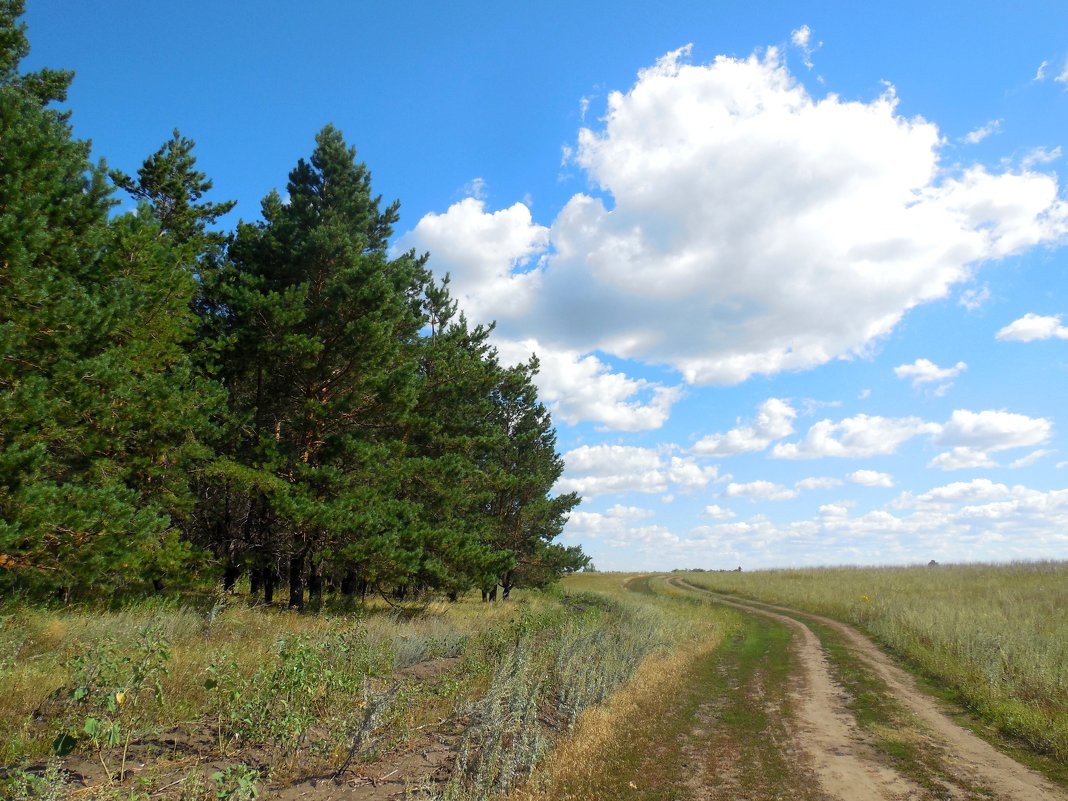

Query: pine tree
<box><xmin>222</xmin><ymin>126</ymin><xmax>431</xmax><ymax>607</ymax></box>
<box><xmin>0</xmin><ymin>4</ymin><xmax>217</xmax><ymax>597</ymax></box>
<box><xmin>483</xmin><ymin>357</ymin><xmax>581</xmax><ymax>599</ymax></box>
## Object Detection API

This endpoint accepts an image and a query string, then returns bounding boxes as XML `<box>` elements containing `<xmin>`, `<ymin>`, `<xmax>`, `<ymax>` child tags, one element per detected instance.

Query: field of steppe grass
<box><xmin>681</xmin><ymin>561</ymin><xmax>1068</xmax><ymax>763</ymax></box>
<box><xmin>0</xmin><ymin>580</ymin><xmax>700</xmax><ymax>800</ymax></box>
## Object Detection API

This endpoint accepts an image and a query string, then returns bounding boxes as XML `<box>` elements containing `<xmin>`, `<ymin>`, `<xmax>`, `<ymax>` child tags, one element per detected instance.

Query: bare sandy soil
<box><xmin>676</xmin><ymin>579</ymin><xmax>1068</xmax><ymax>801</ymax></box>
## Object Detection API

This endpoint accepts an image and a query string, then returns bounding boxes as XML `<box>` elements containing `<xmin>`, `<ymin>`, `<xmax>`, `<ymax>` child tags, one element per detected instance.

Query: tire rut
<box><xmin>670</xmin><ymin>579</ymin><xmax>922</xmax><ymax>801</ymax></box>
<box><xmin>675</xmin><ymin>579</ymin><xmax>1068</xmax><ymax>801</ymax></box>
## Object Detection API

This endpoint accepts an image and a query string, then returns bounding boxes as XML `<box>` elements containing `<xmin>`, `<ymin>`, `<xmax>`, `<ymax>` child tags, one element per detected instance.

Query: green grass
<box><xmin>509</xmin><ymin>575</ymin><xmax>819</xmax><ymax>801</ymax></box>
<box><xmin>0</xmin><ymin>581</ymin><xmax>705</xmax><ymax>800</ymax></box>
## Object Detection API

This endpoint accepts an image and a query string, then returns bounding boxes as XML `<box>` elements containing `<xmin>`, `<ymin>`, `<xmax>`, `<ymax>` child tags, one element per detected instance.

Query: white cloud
<box><xmin>894</xmin><ymin>358</ymin><xmax>967</xmax><ymax>390</ymax></box>
<box><xmin>791</xmin><ymin>24</ymin><xmax>820</xmax><ymax>69</ymax></box>
<box><xmin>1009</xmin><ymin>449</ymin><xmax>1052</xmax><ymax>469</ymax></box>
<box><xmin>927</xmin><ymin>447</ymin><xmax>997</xmax><ymax>471</ymax></box>
<box><xmin>1035</xmin><ymin>60</ymin><xmax>1049</xmax><ymax>81</ymax></box>
<box><xmin>556</xmin><ymin>445</ymin><xmax>717</xmax><ymax>497</ymax></box>
<box><xmin>847</xmin><ymin>469</ymin><xmax>894</xmax><ymax>488</ymax></box>
<box><xmin>858</xmin><ymin>388</ymin><xmax>871</xmax><ymax>400</ymax></box>
<box><xmin>962</xmin><ymin>119</ymin><xmax>1001</xmax><ymax>144</ymax></box>
<box><xmin>819</xmin><ymin>502</ymin><xmax>851</xmax><ymax>518</ymax></box>
<box><xmin>692</xmin><ymin>398</ymin><xmax>796</xmax><ymax>456</ymax></box>
<box><xmin>958</xmin><ymin>284</ymin><xmax>990</xmax><ymax>311</ymax></box>
<box><xmin>566</xmin><ymin>508</ymin><xmax>679</xmax><ymax>549</ymax></box>
<box><xmin>702</xmin><ymin>504</ymin><xmax>736</xmax><ymax>519</ymax></box>
<box><xmin>725</xmin><ymin>480</ymin><xmax>799</xmax><ymax>501</ymax></box>
<box><xmin>495</xmin><ymin>338</ymin><xmax>683</xmax><ymax>432</ymax></box>
<box><xmin>461</xmin><ymin>177</ymin><xmax>488</xmax><ymax>200</ymax></box>
<box><xmin>996</xmin><ymin>312</ymin><xmax>1068</xmax><ymax>342</ymax></box>
<box><xmin>1057</xmin><ymin>58</ymin><xmax>1068</xmax><ymax>84</ymax></box>
<box><xmin>776</xmin><ymin>408</ymin><xmax>1051</xmax><ymax>464</ymax></box>
<box><xmin>936</xmin><ymin>409</ymin><xmax>1052</xmax><ymax>452</ymax></box>
<box><xmin>773</xmin><ymin>414</ymin><xmax>939</xmax><ymax>459</ymax></box>
<box><xmin>796</xmin><ymin>476</ymin><xmax>844</xmax><ymax>490</ymax></box>
<box><xmin>1021</xmin><ymin>146</ymin><xmax>1062</xmax><ymax>170</ymax></box>
<box><xmin>569</xmin><ymin>478</ymin><xmax>1068</xmax><ymax>570</ymax></box>
<box><xmin>402</xmin><ymin>45</ymin><xmax>1068</xmax><ymax>392</ymax></box>
<box><xmin>396</xmin><ymin>197</ymin><xmax>549</xmax><ymax>323</ymax></box>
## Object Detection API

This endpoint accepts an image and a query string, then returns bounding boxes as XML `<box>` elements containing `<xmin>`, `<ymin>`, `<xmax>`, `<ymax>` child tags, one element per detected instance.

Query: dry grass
<box><xmin>1</xmin><ymin>579</ymin><xmax>728</xmax><ymax>800</ymax></box>
<box><xmin>0</xmin><ymin>591</ymin><xmax>520</xmax><ymax>768</ymax></box>
<box><xmin>503</xmin><ymin>574</ymin><xmax>737</xmax><ymax>801</ymax></box>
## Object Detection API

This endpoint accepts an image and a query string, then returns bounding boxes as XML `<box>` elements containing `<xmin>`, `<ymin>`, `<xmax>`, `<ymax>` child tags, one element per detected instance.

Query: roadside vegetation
<box><xmin>681</xmin><ymin>561</ymin><xmax>1068</xmax><ymax>764</ymax></box>
<box><xmin>507</xmin><ymin>575</ymin><xmax>740</xmax><ymax>801</ymax></box>
<box><xmin>0</xmin><ymin>576</ymin><xmax>726</xmax><ymax>800</ymax></box>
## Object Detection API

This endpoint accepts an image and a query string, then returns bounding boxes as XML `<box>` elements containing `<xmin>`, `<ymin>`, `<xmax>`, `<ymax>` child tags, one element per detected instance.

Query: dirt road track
<box><xmin>674</xmin><ymin>578</ymin><xmax>1068</xmax><ymax>801</ymax></box>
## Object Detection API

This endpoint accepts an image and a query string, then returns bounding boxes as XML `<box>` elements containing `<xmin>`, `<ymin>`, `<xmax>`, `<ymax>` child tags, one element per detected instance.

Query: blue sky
<box><xmin>23</xmin><ymin>1</ymin><xmax>1068</xmax><ymax>570</ymax></box>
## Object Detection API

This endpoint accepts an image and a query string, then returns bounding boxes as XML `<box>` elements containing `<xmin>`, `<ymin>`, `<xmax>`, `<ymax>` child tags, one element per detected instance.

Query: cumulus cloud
<box><xmin>556</xmin><ymin>445</ymin><xmax>717</xmax><ymax>497</ymax></box>
<box><xmin>725</xmin><ymin>480</ymin><xmax>799</xmax><ymax>501</ymax></box>
<box><xmin>925</xmin><ymin>410</ymin><xmax>1051</xmax><ymax>470</ymax></box>
<box><xmin>776</xmin><ymin>408</ymin><xmax>1050</xmax><ymax>464</ymax></box>
<box><xmin>996</xmin><ymin>313</ymin><xmax>1068</xmax><ymax>342</ymax></box>
<box><xmin>905</xmin><ymin>478</ymin><xmax>1011</xmax><ymax>506</ymax></box>
<box><xmin>702</xmin><ymin>504</ymin><xmax>736</xmax><ymax>519</ymax></box>
<box><xmin>402</xmin><ymin>44</ymin><xmax>1068</xmax><ymax>398</ymax></box>
<box><xmin>927</xmin><ymin>447</ymin><xmax>997</xmax><ymax>471</ymax></box>
<box><xmin>397</xmin><ymin>197</ymin><xmax>549</xmax><ymax>324</ymax></box>
<box><xmin>692</xmin><ymin>398</ymin><xmax>796</xmax><ymax>456</ymax></box>
<box><xmin>894</xmin><ymin>358</ymin><xmax>967</xmax><ymax>390</ymax></box>
<box><xmin>495</xmin><ymin>338</ymin><xmax>683</xmax><ymax>431</ymax></box>
<box><xmin>796</xmin><ymin>476</ymin><xmax>844</xmax><ymax>490</ymax></box>
<box><xmin>566</xmin><ymin>507</ymin><xmax>679</xmax><ymax>549</ymax></box>
<box><xmin>847</xmin><ymin>469</ymin><xmax>895</xmax><ymax>488</ymax></box>
<box><xmin>936</xmin><ymin>409</ymin><xmax>1052</xmax><ymax>452</ymax></box>
<box><xmin>575</xmin><ymin>479</ymin><xmax>1068</xmax><ymax>570</ymax></box>
<box><xmin>773</xmin><ymin>414</ymin><xmax>939</xmax><ymax>459</ymax></box>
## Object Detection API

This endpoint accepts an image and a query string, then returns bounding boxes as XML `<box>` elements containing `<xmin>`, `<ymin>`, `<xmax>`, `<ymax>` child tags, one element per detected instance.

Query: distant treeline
<box><xmin>0</xmin><ymin>2</ymin><xmax>587</xmax><ymax>606</ymax></box>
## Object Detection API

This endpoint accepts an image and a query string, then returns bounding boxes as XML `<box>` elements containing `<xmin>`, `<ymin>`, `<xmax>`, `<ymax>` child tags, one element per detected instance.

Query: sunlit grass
<box><xmin>681</xmin><ymin>561</ymin><xmax>1068</xmax><ymax>762</ymax></box>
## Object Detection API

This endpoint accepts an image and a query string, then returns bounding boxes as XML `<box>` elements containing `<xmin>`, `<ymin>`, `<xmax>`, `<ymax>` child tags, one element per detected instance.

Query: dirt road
<box><xmin>672</xmin><ymin>578</ymin><xmax>1068</xmax><ymax>801</ymax></box>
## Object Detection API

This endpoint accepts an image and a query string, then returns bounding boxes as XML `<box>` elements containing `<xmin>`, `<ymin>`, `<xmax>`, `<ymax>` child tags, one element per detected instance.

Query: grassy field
<box><xmin>4</xmin><ymin>564</ymin><xmax>1064</xmax><ymax>799</ymax></box>
<box><xmin>681</xmin><ymin>561</ymin><xmax>1068</xmax><ymax>763</ymax></box>
<box><xmin>0</xmin><ymin>577</ymin><xmax>732</xmax><ymax>800</ymax></box>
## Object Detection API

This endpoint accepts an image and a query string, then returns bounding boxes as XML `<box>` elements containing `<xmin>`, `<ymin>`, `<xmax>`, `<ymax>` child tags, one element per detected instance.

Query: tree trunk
<box><xmin>502</xmin><ymin>570</ymin><xmax>514</xmax><ymax>600</ymax></box>
<box><xmin>263</xmin><ymin>568</ymin><xmax>275</xmax><ymax>605</ymax></box>
<box><xmin>288</xmin><ymin>549</ymin><xmax>305</xmax><ymax>610</ymax></box>
<box><xmin>341</xmin><ymin>568</ymin><xmax>358</xmax><ymax>597</ymax></box>
<box><xmin>250</xmin><ymin>565</ymin><xmax>262</xmax><ymax>597</ymax></box>
<box><xmin>223</xmin><ymin>563</ymin><xmax>241</xmax><ymax>593</ymax></box>
<box><xmin>308</xmin><ymin>560</ymin><xmax>322</xmax><ymax>605</ymax></box>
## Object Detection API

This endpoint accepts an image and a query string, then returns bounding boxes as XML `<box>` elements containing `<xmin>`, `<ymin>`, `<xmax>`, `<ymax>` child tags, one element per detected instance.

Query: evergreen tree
<box><xmin>483</xmin><ymin>357</ymin><xmax>581</xmax><ymax>599</ymax></box>
<box><xmin>222</xmin><ymin>126</ymin><xmax>431</xmax><ymax>607</ymax></box>
<box><xmin>0</xmin><ymin>4</ymin><xmax>216</xmax><ymax>597</ymax></box>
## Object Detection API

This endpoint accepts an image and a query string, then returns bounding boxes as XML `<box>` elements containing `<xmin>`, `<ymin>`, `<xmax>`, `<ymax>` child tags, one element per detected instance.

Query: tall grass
<box><xmin>504</xmin><ymin>573</ymin><xmax>737</xmax><ymax>801</ymax></box>
<box><xmin>682</xmin><ymin>561</ymin><xmax>1068</xmax><ymax>762</ymax></box>
<box><xmin>0</xmin><ymin>579</ymin><xmax>728</xmax><ymax>800</ymax></box>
